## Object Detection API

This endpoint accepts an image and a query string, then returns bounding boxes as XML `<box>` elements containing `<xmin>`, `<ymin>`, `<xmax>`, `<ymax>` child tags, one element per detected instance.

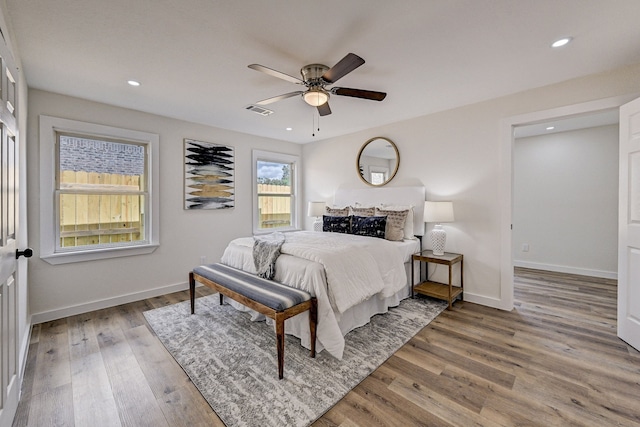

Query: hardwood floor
<box><xmin>12</xmin><ymin>268</ymin><xmax>640</xmax><ymax>426</ymax></box>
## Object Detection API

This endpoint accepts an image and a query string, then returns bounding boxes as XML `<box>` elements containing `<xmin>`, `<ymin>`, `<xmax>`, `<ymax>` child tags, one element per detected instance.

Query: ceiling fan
<box><xmin>248</xmin><ymin>53</ymin><xmax>386</xmax><ymax>116</ymax></box>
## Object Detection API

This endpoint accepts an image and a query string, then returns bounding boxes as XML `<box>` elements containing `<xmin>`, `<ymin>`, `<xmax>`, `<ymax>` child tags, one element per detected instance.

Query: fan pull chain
<box><xmin>311</xmin><ymin>110</ymin><xmax>321</xmax><ymax>137</ymax></box>
<box><xmin>311</xmin><ymin>110</ymin><xmax>320</xmax><ymax>136</ymax></box>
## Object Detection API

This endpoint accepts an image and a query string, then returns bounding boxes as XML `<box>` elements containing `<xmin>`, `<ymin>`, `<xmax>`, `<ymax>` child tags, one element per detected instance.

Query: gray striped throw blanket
<box><xmin>253</xmin><ymin>232</ymin><xmax>286</xmax><ymax>279</ymax></box>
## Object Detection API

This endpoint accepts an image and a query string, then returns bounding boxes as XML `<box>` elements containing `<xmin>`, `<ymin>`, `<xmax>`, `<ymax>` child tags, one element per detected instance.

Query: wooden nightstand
<box><xmin>411</xmin><ymin>250</ymin><xmax>463</xmax><ymax>310</ymax></box>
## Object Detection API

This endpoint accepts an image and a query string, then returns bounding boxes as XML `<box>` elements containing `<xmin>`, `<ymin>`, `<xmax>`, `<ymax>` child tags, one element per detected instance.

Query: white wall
<box><xmin>25</xmin><ymin>62</ymin><xmax>640</xmax><ymax>317</ymax></box>
<box><xmin>513</xmin><ymin>125</ymin><xmax>618</xmax><ymax>278</ymax></box>
<box><xmin>303</xmin><ymin>62</ymin><xmax>640</xmax><ymax>309</ymax></box>
<box><xmin>27</xmin><ymin>89</ymin><xmax>301</xmax><ymax>322</ymax></box>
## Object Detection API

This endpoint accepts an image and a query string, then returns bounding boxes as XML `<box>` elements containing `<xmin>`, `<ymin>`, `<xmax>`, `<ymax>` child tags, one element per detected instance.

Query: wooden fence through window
<box><xmin>257</xmin><ymin>184</ymin><xmax>291</xmax><ymax>229</ymax></box>
<box><xmin>59</xmin><ymin>171</ymin><xmax>143</xmax><ymax>247</ymax></box>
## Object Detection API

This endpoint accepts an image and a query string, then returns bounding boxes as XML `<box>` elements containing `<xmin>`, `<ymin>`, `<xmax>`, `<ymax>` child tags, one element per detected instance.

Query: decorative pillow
<box><xmin>351</xmin><ymin>215</ymin><xmax>387</xmax><ymax>239</ymax></box>
<box><xmin>379</xmin><ymin>204</ymin><xmax>415</xmax><ymax>239</ymax></box>
<box><xmin>350</xmin><ymin>206</ymin><xmax>375</xmax><ymax>217</ymax></box>
<box><xmin>375</xmin><ymin>208</ymin><xmax>409</xmax><ymax>241</ymax></box>
<box><xmin>325</xmin><ymin>206</ymin><xmax>349</xmax><ymax>217</ymax></box>
<box><xmin>323</xmin><ymin>215</ymin><xmax>351</xmax><ymax>233</ymax></box>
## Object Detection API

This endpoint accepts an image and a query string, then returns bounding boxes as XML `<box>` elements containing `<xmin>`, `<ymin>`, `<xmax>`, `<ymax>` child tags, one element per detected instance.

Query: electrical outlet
<box><xmin>200</xmin><ymin>256</ymin><xmax>206</xmax><ymax>265</ymax></box>
<box><xmin>522</xmin><ymin>244</ymin><xmax>529</xmax><ymax>252</ymax></box>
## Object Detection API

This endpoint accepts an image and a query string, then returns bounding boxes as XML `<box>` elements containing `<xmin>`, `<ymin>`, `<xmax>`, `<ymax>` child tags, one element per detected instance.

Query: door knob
<box><xmin>16</xmin><ymin>248</ymin><xmax>33</xmax><ymax>259</ymax></box>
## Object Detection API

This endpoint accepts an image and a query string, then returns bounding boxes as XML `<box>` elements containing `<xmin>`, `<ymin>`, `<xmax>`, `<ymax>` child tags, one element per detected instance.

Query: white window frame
<box><xmin>368</xmin><ymin>166</ymin><xmax>389</xmax><ymax>185</ymax></box>
<box><xmin>252</xmin><ymin>150</ymin><xmax>300</xmax><ymax>234</ymax></box>
<box><xmin>39</xmin><ymin>115</ymin><xmax>159</xmax><ymax>264</ymax></box>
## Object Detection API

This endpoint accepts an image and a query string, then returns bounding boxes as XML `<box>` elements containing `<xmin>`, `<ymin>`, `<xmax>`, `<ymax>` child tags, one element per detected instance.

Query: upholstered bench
<box><xmin>189</xmin><ymin>263</ymin><xmax>317</xmax><ymax>379</ymax></box>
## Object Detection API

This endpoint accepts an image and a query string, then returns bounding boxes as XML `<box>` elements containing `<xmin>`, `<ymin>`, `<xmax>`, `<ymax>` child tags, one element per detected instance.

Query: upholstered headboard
<box><xmin>333</xmin><ymin>184</ymin><xmax>426</xmax><ymax>236</ymax></box>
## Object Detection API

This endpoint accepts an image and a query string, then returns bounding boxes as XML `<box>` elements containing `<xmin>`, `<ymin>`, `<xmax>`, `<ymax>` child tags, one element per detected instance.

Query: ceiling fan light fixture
<box><xmin>303</xmin><ymin>89</ymin><xmax>329</xmax><ymax>107</ymax></box>
<box><xmin>248</xmin><ymin>54</ymin><xmax>386</xmax><ymax>116</ymax></box>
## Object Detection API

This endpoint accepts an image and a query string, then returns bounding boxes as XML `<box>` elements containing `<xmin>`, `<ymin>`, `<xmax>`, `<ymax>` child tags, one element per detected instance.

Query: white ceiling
<box><xmin>514</xmin><ymin>109</ymin><xmax>620</xmax><ymax>139</ymax></box>
<box><xmin>4</xmin><ymin>0</ymin><xmax>640</xmax><ymax>144</ymax></box>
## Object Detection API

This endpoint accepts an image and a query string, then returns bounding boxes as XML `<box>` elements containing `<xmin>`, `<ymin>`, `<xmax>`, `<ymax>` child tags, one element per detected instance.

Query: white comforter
<box><xmin>220</xmin><ymin>231</ymin><xmax>408</xmax><ymax>359</ymax></box>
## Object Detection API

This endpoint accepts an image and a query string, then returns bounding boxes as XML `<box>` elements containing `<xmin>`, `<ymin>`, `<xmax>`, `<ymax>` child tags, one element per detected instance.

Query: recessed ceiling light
<box><xmin>546</xmin><ymin>126</ymin><xmax>555</xmax><ymax>130</ymax></box>
<box><xmin>127</xmin><ymin>80</ymin><xmax>141</xmax><ymax>87</ymax></box>
<box><xmin>551</xmin><ymin>37</ymin><xmax>572</xmax><ymax>48</ymax></box>
<box><xmin>286</xmin><ymin>127</ymin><xmax>292</xmax><ymax>131</ymax></box>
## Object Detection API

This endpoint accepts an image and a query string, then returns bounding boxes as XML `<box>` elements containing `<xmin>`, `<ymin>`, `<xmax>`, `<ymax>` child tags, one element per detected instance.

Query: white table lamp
<box><xmin>424</xmin><ymin>201</ymin><xmax>455</xmax><ymax>256</ymax></box>
<box><xmin>307</xmin><ymin>201</ymin><xmax>325</xmax><ymax>231</ymax></box>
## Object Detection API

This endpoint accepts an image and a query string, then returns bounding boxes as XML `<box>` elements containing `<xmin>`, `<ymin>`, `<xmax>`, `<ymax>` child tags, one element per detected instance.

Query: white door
<box><xmin>0</xmin><ymin>36</ymin><xmax>21</xmax><ymax>427</ymax></box>
<box><xmin>618</xmin><ymin>96</ymin><xmax>640</xmax><ymax>351</ymax></box>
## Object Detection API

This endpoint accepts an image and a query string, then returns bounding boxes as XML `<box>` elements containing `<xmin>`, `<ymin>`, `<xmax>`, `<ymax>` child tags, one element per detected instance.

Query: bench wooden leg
<box><xmin>189</xmin><ymin>272</ymin><xmax>196</xmax><ymax>314</ymax></box>
<box><xmin>309</xmin><ymin>298</ymin><xmax>317</xmax><ymax>358</ymax></box>
<box><xmin>275</xmin><ymin>314</ymin><xmax>285</xmax><ymax>380</ymax></box>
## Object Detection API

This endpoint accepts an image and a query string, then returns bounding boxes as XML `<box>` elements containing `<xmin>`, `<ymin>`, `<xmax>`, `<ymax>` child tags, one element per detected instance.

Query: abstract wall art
<box><xmin>184</xmin><ymin>139</ymin><xmax>235</xmax><ymax>209</ymax></box>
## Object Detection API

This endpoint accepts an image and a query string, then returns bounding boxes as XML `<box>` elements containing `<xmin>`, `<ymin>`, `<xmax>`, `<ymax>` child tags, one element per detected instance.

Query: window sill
<box><xmin>40</xmin><ymin>243</ymin><xmax>159</xmax><ymax>265</ymax></box>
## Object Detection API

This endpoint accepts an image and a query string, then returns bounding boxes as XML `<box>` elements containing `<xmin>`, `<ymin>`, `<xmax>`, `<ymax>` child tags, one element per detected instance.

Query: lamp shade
<box><xmin>423</xmin><ymin>201</ymin><xmax>454</xmax><ymax>223</ymax></box>
<box><xmin>307</xmin><ymin>201</ymin><xmax>326</xmax><ymax>217</ymax></box>
<box><xmin>303</xmin><ymin>89</ymin><xmax>329</xmax><ymax>107</ymax></box>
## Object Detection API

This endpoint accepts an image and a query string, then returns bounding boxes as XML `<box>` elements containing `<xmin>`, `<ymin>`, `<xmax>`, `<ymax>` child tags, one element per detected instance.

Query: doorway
<box><xmin>499</xmin><ymin>95</ymin><xmax>638</xmax><ymax>310</ymax></box>
<box><xmin>512</xmin><ymin>112</ymin><xmax>619</xmax><ymax>278</ymax></box>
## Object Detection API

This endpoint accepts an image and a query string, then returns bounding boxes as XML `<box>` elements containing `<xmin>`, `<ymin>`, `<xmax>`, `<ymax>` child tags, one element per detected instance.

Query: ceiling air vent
<box><xmin>245</xmin><ymin>105</ymin><xmax>274</xmax><ymax>116</ymax></box>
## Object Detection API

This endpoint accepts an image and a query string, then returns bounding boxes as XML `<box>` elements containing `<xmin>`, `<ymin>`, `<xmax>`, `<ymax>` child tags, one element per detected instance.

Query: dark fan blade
<box><xmin>248</xmin><ymin>64</ymin><xmax>303</xmax><ymax>84</ymax></box>
<box><xmin>321</xmin><ymin>53</ymin><xmax>365</xmax><ymax>84</ymax></box>
<box><xmin>332</xmin><ymin>87</ymin><xmax>387</xmax><ymax>101</ymax></box>
<box><xmin>317</xmin><ymin>102</ymin><xmax>331</xmax><ymax>116</ymax></box>
<box><xmin>255</xmin><ymin>91</ymin><xmax>303</xmax><ymax>105</ymax></box>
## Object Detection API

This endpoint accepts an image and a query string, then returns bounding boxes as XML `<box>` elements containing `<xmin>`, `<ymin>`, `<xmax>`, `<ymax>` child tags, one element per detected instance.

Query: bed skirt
<box><xmin>222</xmin><ymin>261</ymin><xmax>415</xmax><ymax>358</ymax></box>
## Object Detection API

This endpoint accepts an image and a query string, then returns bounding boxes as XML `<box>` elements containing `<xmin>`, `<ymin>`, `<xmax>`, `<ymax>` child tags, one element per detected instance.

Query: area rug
<box><xmin>144</xmin><ymin>295</ymin><xmax>447</xmax><ymax>427</ymax></box>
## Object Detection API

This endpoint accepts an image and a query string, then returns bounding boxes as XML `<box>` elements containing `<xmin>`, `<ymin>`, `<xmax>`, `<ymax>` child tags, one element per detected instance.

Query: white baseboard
<box><xmin>31</xmin><ymin>281</ymin><xmax>191</xmax><ymax>324</ymax></box>
<box><xmin>513</xmin><ymin>260</ymin><xmax>617</xmax><ymax>280</ymax></box>
<box><xmin>30</xmin><ymin>260</ymin><xmax>614</xmax><ymax>325</ymax></box>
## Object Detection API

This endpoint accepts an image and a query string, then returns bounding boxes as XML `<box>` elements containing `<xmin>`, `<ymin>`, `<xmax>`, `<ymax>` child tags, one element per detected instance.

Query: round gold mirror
<box><xmin>357</xmin><ymin>137</ymin><xmax>399</xmax><ymax>186</ymax></box>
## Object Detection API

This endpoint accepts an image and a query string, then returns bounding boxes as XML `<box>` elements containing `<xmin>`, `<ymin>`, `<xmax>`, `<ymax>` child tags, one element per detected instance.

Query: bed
<box><xmin>220</xmin><ymin>184</ymin><xmax>425</xmax><ymax>359</ymax></box>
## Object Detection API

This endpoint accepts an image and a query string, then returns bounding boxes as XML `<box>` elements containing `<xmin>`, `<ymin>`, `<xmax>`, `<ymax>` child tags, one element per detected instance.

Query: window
<box><xmin>57</xmin><ymin>135</ymin><xmax>146</xmax><ymax>248</ymax></box>
<box><xmin>368</xmin><ymin>166</ymin><xmax>389</xmax><ymax>185</ymax></box>
<box><xmin>252</xmin><ymin>150</ymin><xmax>299</xmax><ymax>234</ymax></box>
<box><xmin>40</xmin><ymin>116</ymin><xmax>159</xmax><ymax>264</ymax></box>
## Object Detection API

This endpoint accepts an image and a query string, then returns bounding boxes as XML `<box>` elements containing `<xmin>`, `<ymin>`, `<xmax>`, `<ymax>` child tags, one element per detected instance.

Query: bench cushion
<box><xmin>193</xmin><ymin>263</ymin><xmax>312</xmax><ymax>312</ymax></box>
